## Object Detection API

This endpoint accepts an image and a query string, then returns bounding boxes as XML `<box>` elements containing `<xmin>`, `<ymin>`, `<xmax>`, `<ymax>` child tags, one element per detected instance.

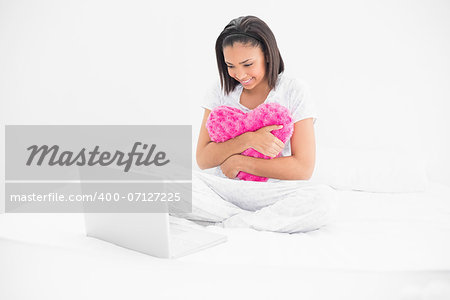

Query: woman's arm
<box><xmin>220</xmin><ymin>118</ymin><xmax>316</xmax><ymax>180</ymax></box>
<box><xmin>196</xmin><ymin>109</ymin><xmax>285</xmax><ymax>170</ymax></box>
<box><xmin>196</xmin><ymin>109</ymin><xmax>251</xmax><ymax>170</ymax></box>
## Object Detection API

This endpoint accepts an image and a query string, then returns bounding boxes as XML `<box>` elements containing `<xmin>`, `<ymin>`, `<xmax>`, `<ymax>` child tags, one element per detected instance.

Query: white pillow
<box><xmin>309</xmin><ymin>146</ymin><xmax>429</xmax><ymax>193</ymax></box>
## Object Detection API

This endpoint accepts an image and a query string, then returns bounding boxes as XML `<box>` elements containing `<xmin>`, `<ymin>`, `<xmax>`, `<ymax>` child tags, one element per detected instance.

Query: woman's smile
<box><xmin>240</xmin><ymin>78</ymin><xmax>254</xmax><ymax>85</ymax></box>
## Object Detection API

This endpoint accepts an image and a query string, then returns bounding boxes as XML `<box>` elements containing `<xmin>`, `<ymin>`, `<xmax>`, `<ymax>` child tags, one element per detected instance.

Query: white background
<box><xmin>1</xmin><ymin>0</ymin><xmax>449</xmax><ymax>212</ymax></box>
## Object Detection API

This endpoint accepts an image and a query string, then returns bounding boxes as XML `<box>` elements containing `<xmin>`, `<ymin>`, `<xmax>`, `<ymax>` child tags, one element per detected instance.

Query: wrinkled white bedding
<box><xmin>1</xmin><ymin>182</ymin><xmax>450</xmax><ymax>300</ymax></box>
<box><xmin>173</xmin><ymin>181</ymin><xmax>450</xmax><ymax>272</ymax></box>
<box><xmin>171</xmin><ymin>170</ymin><xmax>338</xmax><ymax>233</ymax></box>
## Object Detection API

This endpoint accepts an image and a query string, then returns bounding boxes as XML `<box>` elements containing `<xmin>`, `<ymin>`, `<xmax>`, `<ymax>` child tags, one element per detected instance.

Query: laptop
<box><xmin>84</xmin><ymin>213</ymin><xmax>227</xmax><ymax>258</ymax></box>
<box><xmin>78</xmin><ymin>164</ymin><xmax>226</xmax><ymax>259</ymax></box>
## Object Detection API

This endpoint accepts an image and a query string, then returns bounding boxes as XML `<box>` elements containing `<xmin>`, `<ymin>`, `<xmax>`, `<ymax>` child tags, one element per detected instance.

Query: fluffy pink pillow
<box><xmin>206</xmin><ymin>102</ymin><xmax>294</xmax><ymax>182</ymax></box>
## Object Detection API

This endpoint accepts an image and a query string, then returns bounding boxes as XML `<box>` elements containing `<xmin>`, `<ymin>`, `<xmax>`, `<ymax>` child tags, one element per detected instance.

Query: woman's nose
<box><xmin>235</xmin><ymin>72</ymin><xmax>246</xmax><ymax>80</ymax></box>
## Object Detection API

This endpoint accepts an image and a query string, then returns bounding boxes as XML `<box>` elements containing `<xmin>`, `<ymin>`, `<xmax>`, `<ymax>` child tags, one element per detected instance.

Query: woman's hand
<box><xmin>246</xmin><ymin>125</ymin><xmax>285</xmax><ymax>158</ymax></box>
<box><xmin>220</xmin><ymin>154</ymin><xmax>243</xmax><ymax>179</ymax></box>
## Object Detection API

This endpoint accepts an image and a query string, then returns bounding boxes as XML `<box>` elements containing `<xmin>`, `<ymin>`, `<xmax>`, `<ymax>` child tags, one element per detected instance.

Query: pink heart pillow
<box><xmin>206</xmin><ymin>102</ymin><xmax>294</xmax><ymax>182</ymax></box>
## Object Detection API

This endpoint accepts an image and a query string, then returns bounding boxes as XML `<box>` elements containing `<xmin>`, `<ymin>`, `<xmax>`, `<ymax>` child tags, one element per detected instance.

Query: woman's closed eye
<box><xmin>227</xmin><ymin>64</ymin><xmax>253</xmax><ymax>68</ymax></box>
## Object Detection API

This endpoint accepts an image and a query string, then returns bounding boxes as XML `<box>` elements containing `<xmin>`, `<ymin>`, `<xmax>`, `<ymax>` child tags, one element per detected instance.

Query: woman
<box><xmin>197</xmin><ymin>15</ymin><xmax>317</xmax><ymax>181</ymax></box>
<box><xmin>175</xmin><ymin>16</ymin><xmax>333</xmax><ymax>233</ymax></box>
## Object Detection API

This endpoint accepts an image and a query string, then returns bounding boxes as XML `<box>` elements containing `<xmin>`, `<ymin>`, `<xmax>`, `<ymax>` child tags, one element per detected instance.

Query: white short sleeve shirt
<box><xmin>200</xmin><ymin>72</ymin><xmax>318</xmax><ymax>181</ymax></box>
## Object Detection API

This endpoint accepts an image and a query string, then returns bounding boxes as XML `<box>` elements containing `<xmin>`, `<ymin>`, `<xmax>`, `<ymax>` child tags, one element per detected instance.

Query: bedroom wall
<box><xmin>1</xmin><ymin>0</ymin><xmax>449</xmax><ymax>212</ymax></box>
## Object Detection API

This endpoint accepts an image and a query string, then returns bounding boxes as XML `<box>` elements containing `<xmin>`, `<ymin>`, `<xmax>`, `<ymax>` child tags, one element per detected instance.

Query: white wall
<box><xmin>1</xmin><ymin>0</ymin><xmax>449</xmax><ymax>211</ymax></box>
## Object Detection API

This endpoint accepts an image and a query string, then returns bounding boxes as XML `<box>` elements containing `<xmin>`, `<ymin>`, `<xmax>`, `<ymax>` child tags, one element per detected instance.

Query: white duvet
<box><xmin>1</xmin><ymin>182</ymin><xmax>450</xmax><ymax>300</ymax></box>
<box><xmin>171</xmin><ymin>170</ymin><xmax>338</xmax><ymax>234</ymax></box>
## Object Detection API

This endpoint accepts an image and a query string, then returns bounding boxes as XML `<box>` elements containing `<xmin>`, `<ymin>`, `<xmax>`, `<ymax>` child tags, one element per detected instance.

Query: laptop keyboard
<box><xmin>169</xmin><ymin>224</ymin><xmax>223</xmax><ymax>252</ymax></box>
<box><xmin>170</xmin><ymin>226</ymin><xmax>189</xmax><ymax>235</ymax></box>
<box><xmin>170</xmin><ymin>235</ymin><xmax>203</xmax><ymax>250</ymax></box>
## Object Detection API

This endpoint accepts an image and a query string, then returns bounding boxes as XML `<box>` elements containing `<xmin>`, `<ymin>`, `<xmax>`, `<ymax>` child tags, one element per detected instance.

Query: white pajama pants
<box><xmin>172</xmin><ymin>170</ymin><xmax>337</xmax><ymax>234</ymax></box>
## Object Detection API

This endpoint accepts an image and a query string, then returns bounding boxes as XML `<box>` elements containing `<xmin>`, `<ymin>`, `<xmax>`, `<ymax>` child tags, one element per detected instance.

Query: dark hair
<box><xmin>215</xmin><ymin>16</ymin><xmax>284</xmax><ymax>95</ymax></box>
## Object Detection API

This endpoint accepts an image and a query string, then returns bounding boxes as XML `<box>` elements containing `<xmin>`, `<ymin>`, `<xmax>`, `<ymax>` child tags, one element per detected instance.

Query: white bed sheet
<box><xmin>1</xmin><ymin>182</ymin><xmax>450</xmax><ymax>300</ymax></box>
<box><xmin>177</xmin><ymin>182</ymin><xmax>450</xmax><ymax>271</ymax></box>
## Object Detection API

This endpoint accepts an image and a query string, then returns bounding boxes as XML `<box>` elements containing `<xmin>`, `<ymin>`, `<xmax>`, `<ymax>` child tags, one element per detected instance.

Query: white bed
<box><xmin>1</xmin><ymin>181</ymin><xmax>450</xmax><ymax>300</ymax></box>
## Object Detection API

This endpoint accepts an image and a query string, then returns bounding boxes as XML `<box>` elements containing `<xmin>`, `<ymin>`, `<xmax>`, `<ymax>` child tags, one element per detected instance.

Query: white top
<box><xmin>201</xmin><ymin>72</ymin><xmax>318</xmax><ymax>181</ymax></box>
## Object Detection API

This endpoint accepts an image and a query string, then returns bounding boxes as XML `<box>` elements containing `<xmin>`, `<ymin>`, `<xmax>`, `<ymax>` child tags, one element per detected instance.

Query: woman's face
<box><xmin>223</xmin><ymin>42</ymin><xmax>267</xmax><ymax>91</ymax></box>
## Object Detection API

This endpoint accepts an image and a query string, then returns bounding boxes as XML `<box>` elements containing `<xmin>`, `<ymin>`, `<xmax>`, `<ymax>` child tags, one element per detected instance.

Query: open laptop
<box><xmin>84</xmin><ymin>213</ymin><xmax>227</xmax><ymax>258</ymax></box>
<box><xmin>79</xmin><ymin>164</ymin><xmax>227</xmax><ymax>259</ymax></box>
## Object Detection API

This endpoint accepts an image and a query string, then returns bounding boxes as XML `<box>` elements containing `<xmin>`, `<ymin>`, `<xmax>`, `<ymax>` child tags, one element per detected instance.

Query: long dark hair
<box><xmin>215</xmin><ymin>16</ymin><xmax>284</xmax><ymax>95</ymax></box>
